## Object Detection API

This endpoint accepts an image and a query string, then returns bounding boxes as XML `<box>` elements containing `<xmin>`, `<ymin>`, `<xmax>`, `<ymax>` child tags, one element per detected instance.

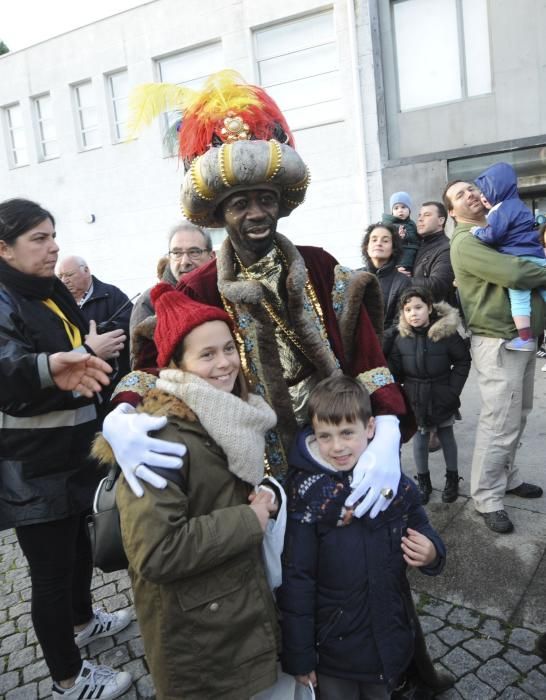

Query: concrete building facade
<box><xmin>0</xmin><ymin>0</ymin><xmax>383</xmax><ymax>296</ymax></box>
<box><xmin>374</xmin><ymin>0</ymin><xmax>546</xmax><ymax>221</ymax></box>
<box><xmin>1</xmin><ymin>1</ymin><xmax>545</xmax><ymax>297</ymax></box>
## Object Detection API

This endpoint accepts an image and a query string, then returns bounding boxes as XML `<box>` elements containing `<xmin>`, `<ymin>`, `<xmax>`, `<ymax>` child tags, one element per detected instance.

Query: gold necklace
<box><xmin>232</xmin><ymin>246</ymin><xmax>323</xmax><ymax>363</ymax></box>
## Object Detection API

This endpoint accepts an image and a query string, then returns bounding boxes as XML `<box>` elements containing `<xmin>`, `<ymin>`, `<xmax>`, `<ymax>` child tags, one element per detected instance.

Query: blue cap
<box><xmin>389</xmin><ymin>191</ymin><xmax>412</xmax><ymax>211</ymax></box>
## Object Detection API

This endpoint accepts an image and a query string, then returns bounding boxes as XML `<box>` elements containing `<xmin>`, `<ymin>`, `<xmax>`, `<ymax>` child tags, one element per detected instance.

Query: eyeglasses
<box><xmin>167</xmin><ymin>248</ymin><xmax>208</xmax><ymax>261</ymax></box>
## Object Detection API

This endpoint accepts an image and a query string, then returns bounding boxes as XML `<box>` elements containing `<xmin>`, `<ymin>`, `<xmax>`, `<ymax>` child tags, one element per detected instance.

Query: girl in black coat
<box><xmin>388</xmin><ymin>287</ymin><xmax>471</xmax><ymax>504</ymax></box>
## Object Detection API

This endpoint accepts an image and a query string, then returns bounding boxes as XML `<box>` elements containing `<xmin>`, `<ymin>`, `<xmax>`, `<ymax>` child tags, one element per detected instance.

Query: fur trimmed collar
<box><xmin>216</xmin><ymin>232</ymin><xmax>307</xmax><ymax>305</ymax></box>
<box><xmin>398</xmin><ymin>301</ymin><xmax>461</xmax><ymax>341</ymax></box>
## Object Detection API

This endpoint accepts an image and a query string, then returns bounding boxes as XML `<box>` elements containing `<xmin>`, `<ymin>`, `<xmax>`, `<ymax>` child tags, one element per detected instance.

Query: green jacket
<box><xmin>116</xmin><ymin>397</ymin><xmax>279</xmax><ymax>700</ymax></box>
<box><xmin>450</xmin><ymin>222</ymin><xmax>546</xmax><ymax>338</ymax></box>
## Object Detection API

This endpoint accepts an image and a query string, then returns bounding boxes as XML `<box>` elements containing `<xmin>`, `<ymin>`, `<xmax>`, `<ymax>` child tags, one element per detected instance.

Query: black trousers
<box><xmin>16</xmin><ymin>512</ymin><xmax>94</xmax><ymax>682</ymax></box>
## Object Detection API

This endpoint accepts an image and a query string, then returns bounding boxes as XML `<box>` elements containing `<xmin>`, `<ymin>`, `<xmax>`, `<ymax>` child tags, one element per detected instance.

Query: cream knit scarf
<box><xmin>156</xmin><ymin>369</ymin><xmax>277</xmax><ymax>486</ymax></box>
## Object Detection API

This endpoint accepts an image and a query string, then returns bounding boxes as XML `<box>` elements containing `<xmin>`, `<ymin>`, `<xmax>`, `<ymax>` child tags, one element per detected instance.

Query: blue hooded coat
<box><xmin>473</xmin><ymin>162</ymin><xmax>543</xmax><ymax>258</ymax></box>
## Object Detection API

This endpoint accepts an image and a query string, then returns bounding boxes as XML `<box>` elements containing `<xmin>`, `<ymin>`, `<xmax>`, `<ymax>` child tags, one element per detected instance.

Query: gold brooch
<box><xmin>220</xmin><ymin>112</ymin><xmax>250</xmax><ymax>142</ymax></box>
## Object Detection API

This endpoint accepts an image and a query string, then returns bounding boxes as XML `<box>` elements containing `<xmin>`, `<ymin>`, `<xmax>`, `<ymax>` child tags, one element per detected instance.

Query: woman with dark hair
<box><xmin>361</xmin><ymin>222</ymin><xmax>412</xmax><ymax>354</ymax></box>
<box><xmin>0</xmin><ymin>198</ymin><xmax>133</xmax><ymax>700</ymax></box>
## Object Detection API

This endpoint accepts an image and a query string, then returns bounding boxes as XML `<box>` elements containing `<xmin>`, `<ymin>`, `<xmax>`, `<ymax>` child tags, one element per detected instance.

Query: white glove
<box><xmin>344</xmin><ymin>415</ymin><xmax>401</xmax><ymax>519</ymax></box>
<box><xmin>102</xmin><ymin>402</ymin><xmax>186</xmax><ymax>497</ymax></box>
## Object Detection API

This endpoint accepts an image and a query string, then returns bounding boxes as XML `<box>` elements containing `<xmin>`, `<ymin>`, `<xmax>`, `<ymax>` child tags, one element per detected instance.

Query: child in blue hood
<box><xmin>277</xmin><ymin>375</ymin><xmax>446</xmax><ymax>700</ymax></box>
<box><xmin>472</xmin><ymin>162</ymin><xmax>546</xmax><ymax>351</ymax></box>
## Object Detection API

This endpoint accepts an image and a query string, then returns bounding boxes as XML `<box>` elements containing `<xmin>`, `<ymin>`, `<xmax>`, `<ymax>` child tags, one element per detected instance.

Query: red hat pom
<box><xmin>150</xmin><ymin>281</ymin><xmax>175</xmax><ymax>306</ymax></box>
<box><xmin>151</xmin><ymin>283</ymin><xmax>233</xmax><ymax>367</ymax></box>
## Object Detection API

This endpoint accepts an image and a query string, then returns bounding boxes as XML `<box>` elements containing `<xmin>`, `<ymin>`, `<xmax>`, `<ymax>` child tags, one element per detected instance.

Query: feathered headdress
<box><xmin>127</xmin><ymin>69</ymin><xmax>309</xmax><ymax>227</ymax></box>
<box><xmin>128</xmin><ymin>69</ymin><xmax>294</xmax><ymax>165</ymax></box>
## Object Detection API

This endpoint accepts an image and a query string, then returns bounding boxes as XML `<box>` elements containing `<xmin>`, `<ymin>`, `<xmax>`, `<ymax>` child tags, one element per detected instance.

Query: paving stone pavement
<box><xmin>0</xmin><ymin>528</ymin><xmax>545</xmax><ymax>699</ymax></box>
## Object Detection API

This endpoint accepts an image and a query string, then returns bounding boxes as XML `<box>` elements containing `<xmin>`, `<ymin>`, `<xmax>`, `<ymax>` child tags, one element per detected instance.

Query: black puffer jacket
<box><xmin>387</xmin><ymin>302</ymin><xmax>471</xmax><ymax>429</ymax></box>
<box><xmin>362</xmin><ymin>260</ymin><xmax>412</xmax><ymax>356</ymax></box>
<box><xmin>0</xmin><ymin>283</ymin><xmax>103</xmax><ymax>530</ymax></box>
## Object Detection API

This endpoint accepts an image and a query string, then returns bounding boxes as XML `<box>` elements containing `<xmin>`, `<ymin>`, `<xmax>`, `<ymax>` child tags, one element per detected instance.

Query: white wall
<box><xmin>0</xmin><ymin>0</ymin><xmax>379</xmax><ymax>297</ymax></box>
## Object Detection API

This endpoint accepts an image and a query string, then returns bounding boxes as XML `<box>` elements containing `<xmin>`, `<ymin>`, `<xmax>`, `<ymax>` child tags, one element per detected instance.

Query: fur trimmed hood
<box><xmin>398</xmin><ymin>301</ymin><xmax>461</xmax><ymax>342</ymax></box>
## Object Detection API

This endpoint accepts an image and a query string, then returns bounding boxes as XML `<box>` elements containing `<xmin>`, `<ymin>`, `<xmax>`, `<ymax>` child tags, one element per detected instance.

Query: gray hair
<box><xmin>168</xmin><ymin>222</ymin><xmax>212</xmax><ymax>251</ymax></box>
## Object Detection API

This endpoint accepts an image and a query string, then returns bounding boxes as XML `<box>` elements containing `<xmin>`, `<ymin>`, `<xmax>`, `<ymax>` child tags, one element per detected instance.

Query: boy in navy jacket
<box><xmin>277</xmin><ymin>375</ymin><xmax>446</xmax><ymax>699</ymax></box>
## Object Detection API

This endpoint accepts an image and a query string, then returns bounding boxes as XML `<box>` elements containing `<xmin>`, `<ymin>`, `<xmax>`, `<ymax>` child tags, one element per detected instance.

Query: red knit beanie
<box><xmin>151</xmin><ymin>282</ymin><xmax>233</xmax><ymax>367</ymax></box>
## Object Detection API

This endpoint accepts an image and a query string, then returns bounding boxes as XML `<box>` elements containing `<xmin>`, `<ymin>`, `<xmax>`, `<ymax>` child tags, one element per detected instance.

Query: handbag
<box><xmin>87</xmin><ymin>465</ymin><xmax>128</xmax><ymax>573</ymax></box>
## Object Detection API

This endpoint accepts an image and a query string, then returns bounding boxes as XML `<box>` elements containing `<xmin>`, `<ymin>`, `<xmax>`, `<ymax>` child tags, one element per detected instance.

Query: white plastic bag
<box><xmin>260</xmin><ymin>476</ymin><xmax>287</xmax><ymax>590</ymax></box>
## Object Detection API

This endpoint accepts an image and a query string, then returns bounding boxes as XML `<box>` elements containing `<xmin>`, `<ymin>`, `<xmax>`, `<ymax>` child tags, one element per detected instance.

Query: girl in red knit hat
<box><xmin>93</xmin><ymin>283</ymin><xmax>284</xmax><ymax>700</ymax></box>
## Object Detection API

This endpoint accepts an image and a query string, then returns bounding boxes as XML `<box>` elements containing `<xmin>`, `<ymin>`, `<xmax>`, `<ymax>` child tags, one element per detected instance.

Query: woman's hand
<box><xmin>248</xmin><ymin>489</ymin><xmax>278</xmax><ymax>532</ymax></box>
<box><xmin>49</xmin><ymin>352</ymin><xmax>111</xmax><ymax>397</ymax></box>
<box><xmin>85</xmin><ymin>319</ymin><xmax>126</xmax><ymax>360</ymax></box>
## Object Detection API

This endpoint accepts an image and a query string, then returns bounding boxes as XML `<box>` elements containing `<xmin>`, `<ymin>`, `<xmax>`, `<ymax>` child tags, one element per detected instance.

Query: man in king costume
<box><xmin>105</xmin><ymin>70</ymin><xmax>410</xmax><ymax>517</ymax></box>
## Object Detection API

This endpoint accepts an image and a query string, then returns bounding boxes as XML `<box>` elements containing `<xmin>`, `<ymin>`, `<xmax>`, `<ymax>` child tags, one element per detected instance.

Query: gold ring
<box><xmin>381</xmin><ymin>488</ymin><xmax>394</xmax><ymax>499</ymax></box>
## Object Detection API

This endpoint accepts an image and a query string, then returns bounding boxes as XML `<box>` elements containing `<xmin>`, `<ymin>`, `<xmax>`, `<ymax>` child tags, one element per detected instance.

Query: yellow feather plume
<box><xmin>126</xmin><ymin>83</ymin><xmax>193</xmax><ymax>139</ymax></box>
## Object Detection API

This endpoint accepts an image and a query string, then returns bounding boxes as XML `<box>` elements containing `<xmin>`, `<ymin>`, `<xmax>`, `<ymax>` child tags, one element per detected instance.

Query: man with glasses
<box><xmin>129</xmin><ymin>223</ymin><xmax>213</xmax><ymax>357</ymax></box>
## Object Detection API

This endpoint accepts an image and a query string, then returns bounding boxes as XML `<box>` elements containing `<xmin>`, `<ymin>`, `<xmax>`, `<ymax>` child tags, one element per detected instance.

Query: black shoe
<box><xmin>442</xmin><ymin>472</ymin><xmax>461</xmax><ymax>503</ymax></box>
<box><xmin>506</xmin><ymin>482</ymin><xmax>543</xmax><ymax>498</ymax></box>
<box><xmin>415</xmin><ymin>473</ymin><xmax>432</xmax><ymax>505</ymax></box>
<box><xmin>478</xmin><ymin>509</ymin><xmax>514</xmax><ymax>533</ymax></box>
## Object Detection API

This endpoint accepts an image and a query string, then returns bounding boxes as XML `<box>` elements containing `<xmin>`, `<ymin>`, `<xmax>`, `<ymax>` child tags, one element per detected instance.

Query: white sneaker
<box><xmin>75</xmin><ymin>607</ymin><xmax>132</xmax><ymax>648</ymax></box>
<box><xmin>52</xmin><ymin>660</ymin><xmax>132</xmax><ymax>699</ymax></box>
<box><xmin>542</xmin><ymin>363</ymin><xmax>546</xmax><ymax>372</ymax></box>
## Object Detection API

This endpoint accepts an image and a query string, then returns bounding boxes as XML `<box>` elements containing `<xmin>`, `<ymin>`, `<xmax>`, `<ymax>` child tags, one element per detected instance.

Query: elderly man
<box><xmin>129</xmin><ymin>222</ymin><xmax>213</xmax><ymax>351</ymax></box>
<box><xmin>57</xmin><ymin>255</ymin><xmax>132</xmax><ymax>398</ymax></box>
<box><xmin>445</xmin><ymin>179</ymin><xmax>544</xmax><ymax>533</ymax></box>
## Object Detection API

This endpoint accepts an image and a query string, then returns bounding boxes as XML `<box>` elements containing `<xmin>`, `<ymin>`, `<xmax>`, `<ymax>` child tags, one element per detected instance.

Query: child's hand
<box><xmin>401</xmin><ymin>528</ymin><xmax>437</xmax><ymax>568</ymax></box>
<box><xmin>295</xmin><ymin>671</ymin><xmax>317</xmax><ymax>687</ymax></box>
<box><xmin>398</xmin><ymin>225</ymin><xmax>406</xmax><ymax>239</ymax></box>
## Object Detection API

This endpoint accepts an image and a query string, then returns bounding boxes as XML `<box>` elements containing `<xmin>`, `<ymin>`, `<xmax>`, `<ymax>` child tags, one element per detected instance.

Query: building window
<box><xmin>33</xmin><ymin>94</ymin><xmax>59</xmax><ymax>160</ymax></box>
<box><xmin>3</xmin><ymin>103</ymin><xmax>29</xmax><ymax>167</ymax></box>
<box><xmin>156</xmin><ymin>42</ymin><xmax>224</xmax><ymax>154</ymax></box>
<box><xmin>254</xmin><ymin>10</ymin><xmax>341</xmax><ymax>130</ymax></box>
<box><xmin>73</xmin><ymin>81</ymin><xmax>100</xmax><ymax>149</ymax></box>
<box><xmin>107</xmin><ymin>70</ymin><xmax>129</xmax><ymax>142</ymax></box>
<box><xmin>393</xmin><ymin>0</ymin><xmax>491</xmax><ymax>111</ymax></box>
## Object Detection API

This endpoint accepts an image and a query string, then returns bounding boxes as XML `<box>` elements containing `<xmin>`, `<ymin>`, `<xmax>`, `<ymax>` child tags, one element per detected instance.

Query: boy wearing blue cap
<box><xmin>383</xmin><ymin>191</ymin><xmax>420</xmax><ymax>272</ymax></box>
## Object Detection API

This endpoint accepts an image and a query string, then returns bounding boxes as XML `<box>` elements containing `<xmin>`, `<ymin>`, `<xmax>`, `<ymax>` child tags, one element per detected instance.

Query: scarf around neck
<box><xmin>156</xmin><ymin>369</ymin><xmax>277</xmax><ymax>486</ymax></box>
<box><xmin>0</xmin><ymin>258</ymin><xmax>88</xmax><ymax>335</ymax></box>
